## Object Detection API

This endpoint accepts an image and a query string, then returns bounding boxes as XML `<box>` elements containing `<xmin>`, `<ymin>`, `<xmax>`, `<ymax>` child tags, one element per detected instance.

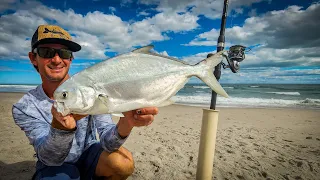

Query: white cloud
<box><xmin>247</xmin><ymin>47</ymin><xmax>320</xmax><ymax>67</ymax></box>
<box><xmin>187</xmin><ymin>3</ymin><xmax>320</xmax><ymax>48</ymax></box>
<box><xmin>0</xmin><ymin>0</ymin><xmax>16</xmax><ymax>12</ymax></box>
<box><xmin>182</xmin><ymin>51</ymin><xmax>212</xmax><ymax>65</ymax></box>
<box><xmin>147</xmin><ymin>12</ymin><xmax>199</xmax><ymax>32</ymax></box>
<box><xmin>0</xmin><ymin>1</ymin><xmax>200</xmax><ymax>60</ymax></box>
<box><xmin>248</xmin><ymin>8</ymin><xmax>257</xmax><ymax>17</ymax></box>
<box><xmin>137</xmin><ymin>10</ymin><xmax>150</xmax><ymax>16</ymax></box>
<box><xmin>181</xmin><ymin>46</ymin><xmax>320</xmax><ymax>70</ymax></box>
<box><xmin>120</xmin><ymin>0</ymin><xmax>133</xmax><ymax>7</ymax></box>
<box><xmin>179</xmin><ymin>45</ymin><xmax>320</xmax><ymax>84</ymax></box>
<box><xmin>109</xmin><ymin>6</ymin><xmax>116</xmax><ymax>13</ymax></box>
<box><xmin>0</xmin><ymin>10</ymin><xmax>47</xmax><ymax>59</ymax></box>
<box><xmin>159</xmin><ymin>51</ymin><xmax>169</xmax><ymax>56</ymax></box>
<box><xmin>71</xmin><ymin>31</ymin><xmax>108</xmax><ymax>60</ymax></box>
<box><xmin>184</xmin><ymin>2</ymin><xmax>320</xmax><ymax>75</ymax></box>
<box><xmin>138</xmin><ymin>0</ymin><xmax>265</xmax><ymax>19</ymax></box>
<box><xmin>216</xmin><ymin>66</ymin><xmax>320</xmax><ymax>84</ymax></box>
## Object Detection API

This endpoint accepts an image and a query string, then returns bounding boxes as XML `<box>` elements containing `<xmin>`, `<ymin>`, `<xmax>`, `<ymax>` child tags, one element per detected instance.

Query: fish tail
<box><xmin>194</xmin><ymin>51</ymin><xmax>229</xmax><ymax>98</ymax></box>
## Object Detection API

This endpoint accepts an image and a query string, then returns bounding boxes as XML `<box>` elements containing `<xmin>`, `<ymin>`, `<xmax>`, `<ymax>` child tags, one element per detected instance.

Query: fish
<box><xmin>53</xmin><ymin>45</ymin><xmax>228</xmax><ymax>116</ymax></box>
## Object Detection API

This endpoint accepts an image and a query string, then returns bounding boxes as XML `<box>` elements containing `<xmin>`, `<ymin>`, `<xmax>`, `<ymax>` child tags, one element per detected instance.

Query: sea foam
<box><xmin>266</xmin><ymin>92</ymin><xmax>301</xmax><ymax>96</ymax></box>
<box><xmin>172</xmin><ymin>95</ymin><xmax>320</xmax><ymax>108</ymax></box>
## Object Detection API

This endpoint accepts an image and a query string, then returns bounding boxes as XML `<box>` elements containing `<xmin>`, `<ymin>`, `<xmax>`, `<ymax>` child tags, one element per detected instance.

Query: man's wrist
<box><xmin>117</xmin><ymin>118</ymin><xmax>134</xmax><ymax>138</ymax></box>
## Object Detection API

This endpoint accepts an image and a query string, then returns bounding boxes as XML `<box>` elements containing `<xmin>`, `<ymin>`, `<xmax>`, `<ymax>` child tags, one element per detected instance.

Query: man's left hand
<box><xmin>117</xmin><ymin>107</ymin><xmax>159</xmax><ymax>138</ymax></box>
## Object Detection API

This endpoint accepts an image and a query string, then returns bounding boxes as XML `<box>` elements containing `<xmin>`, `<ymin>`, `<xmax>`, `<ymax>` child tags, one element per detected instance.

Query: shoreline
<box><xmin>1</xmin><ymin>92</ymin><xmax>319</xmax><ymax>111</ymax></box>
<box><xmin>174</xmin><ymin>103</ymin><xmax>320</xmax><ymax>111</ymax></box>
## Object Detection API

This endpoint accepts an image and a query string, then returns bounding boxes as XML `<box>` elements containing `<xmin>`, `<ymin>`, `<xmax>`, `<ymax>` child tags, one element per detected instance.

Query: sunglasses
<box><xmin>33</xmin><ymin>47</ymin><xmax>73</xmax><ymax>59</ymax></box>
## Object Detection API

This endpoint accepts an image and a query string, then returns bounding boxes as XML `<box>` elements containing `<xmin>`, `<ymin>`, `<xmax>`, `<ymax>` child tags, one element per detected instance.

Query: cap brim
<box><xmin>33</xmin><ymin>38</ymin><xmax>81</xmax><ymax>52</ymax></box>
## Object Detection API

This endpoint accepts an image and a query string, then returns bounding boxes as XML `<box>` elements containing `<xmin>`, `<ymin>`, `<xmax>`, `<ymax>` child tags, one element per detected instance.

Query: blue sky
<box><xmin>0</xmin><ymin>0</ymin><xmax>319</xmax><ymax>85</ymax></box>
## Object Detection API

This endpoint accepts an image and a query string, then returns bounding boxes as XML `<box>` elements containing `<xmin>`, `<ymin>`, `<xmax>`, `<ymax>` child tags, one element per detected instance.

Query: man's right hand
<box><xmin>51</xmin><ymin>106</ymin><xmax>87</xmax><ymax>131</ymax></box>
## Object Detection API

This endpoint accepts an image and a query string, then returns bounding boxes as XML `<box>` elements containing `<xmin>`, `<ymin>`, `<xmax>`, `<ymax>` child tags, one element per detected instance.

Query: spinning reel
<box><xmin>222</xmin><ymin>45</ymin><xmax>250</xmax><ymax>73</ymax></box>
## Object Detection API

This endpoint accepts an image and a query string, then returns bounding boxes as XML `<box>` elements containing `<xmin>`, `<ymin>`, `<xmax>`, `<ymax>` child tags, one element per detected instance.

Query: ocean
<box><xmin>1</xmin><ymin>84</ymin><xmax>319</xmax><ymax>109</ymax></box>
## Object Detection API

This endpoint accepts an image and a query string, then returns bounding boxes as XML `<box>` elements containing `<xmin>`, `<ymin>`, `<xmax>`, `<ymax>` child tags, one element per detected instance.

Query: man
<box><xmin>12</xmin><ymin>25</ymin><xmax>159</xmax><ymax>180</ymax></box>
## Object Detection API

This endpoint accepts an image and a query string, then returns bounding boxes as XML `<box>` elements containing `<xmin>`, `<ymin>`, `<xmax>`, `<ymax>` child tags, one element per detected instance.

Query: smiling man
<box><xmin>12</xmin><ymin>25</ymin><xmax>158</xmax><ymax>180</ymax></box>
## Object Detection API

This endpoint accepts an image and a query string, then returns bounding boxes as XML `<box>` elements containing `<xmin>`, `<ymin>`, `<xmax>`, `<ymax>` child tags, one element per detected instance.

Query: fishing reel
<box><xmin>222</xmin><ymin>45</ymin><xmax>250</xmax><ymax>73</ymax></box>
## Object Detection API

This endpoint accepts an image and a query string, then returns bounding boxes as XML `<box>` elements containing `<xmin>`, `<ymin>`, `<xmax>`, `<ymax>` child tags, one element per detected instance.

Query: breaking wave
<box><xmin>266</xmin><ymin>92</ymin><xmax>300</xmax><ymax>96</ymax></box>
<box><xmin>0</xmin><ymin>84</ymin><xmax>37</xmax><ymax>92</ymax></box>
<box><xmin>173</xmin><ymin>95</ymin><xmax>320</xmax><ymax>109</ymax></box>
<box><xmin>193</xmin><ymin>86</ymin><xmax>210</xmax><ymax>89</ymax></box>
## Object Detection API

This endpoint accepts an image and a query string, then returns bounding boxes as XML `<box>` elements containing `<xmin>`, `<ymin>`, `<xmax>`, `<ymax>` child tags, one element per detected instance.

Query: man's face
<box><xmin>30</xmin><ymin>44</ymin><xmax>72</xmax><ymax>82</ymax></box>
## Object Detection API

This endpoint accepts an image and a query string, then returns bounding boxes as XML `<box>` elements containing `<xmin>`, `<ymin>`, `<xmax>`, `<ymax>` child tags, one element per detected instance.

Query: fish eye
<box><xmin>62</xmin><ymin>92</ymin><xmax>68</xmax><ymax>99</ymax></box>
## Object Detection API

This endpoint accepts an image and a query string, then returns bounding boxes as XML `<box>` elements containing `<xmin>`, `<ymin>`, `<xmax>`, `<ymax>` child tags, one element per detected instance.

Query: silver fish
<box><xmin>53</xmin><ymin>45</ymin><xmax>228</xmax><ymax>116</ymax></box>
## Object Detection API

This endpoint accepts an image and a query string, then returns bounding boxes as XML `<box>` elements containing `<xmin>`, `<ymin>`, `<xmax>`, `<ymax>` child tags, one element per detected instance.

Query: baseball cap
<box><xmin>31</xmin><ymin>25</ymin><xmax>81</xmax><ymax>52</ymax></box>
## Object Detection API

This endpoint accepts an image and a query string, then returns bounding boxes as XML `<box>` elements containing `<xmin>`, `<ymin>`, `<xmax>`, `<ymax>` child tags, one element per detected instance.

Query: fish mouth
<box><xmin>53</xmin><ymin>101</ymin><xmax>70</xmax><ymax>116</ymax></box>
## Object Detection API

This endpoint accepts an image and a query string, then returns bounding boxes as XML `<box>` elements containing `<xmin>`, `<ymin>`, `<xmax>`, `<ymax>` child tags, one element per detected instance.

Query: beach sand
<box><xmin>0</xmin><ymin>92</ymin><xmax>319</xmax><ymax>180</ymax></box>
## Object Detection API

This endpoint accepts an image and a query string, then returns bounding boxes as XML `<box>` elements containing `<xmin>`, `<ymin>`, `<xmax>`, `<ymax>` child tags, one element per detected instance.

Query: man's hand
<box><xmin>51</xmin><ymin>106</ymin><xmax>87</xmax><ymax>131</ymax></box>
<box><xmin>117</xmin><ymin>107</ymin><xmax>159</xmax><ymax>138</ymax></box>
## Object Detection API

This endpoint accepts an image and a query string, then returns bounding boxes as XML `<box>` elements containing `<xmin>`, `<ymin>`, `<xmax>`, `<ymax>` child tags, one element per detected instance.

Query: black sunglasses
<box><xmin>33</xmin><ymin>47</ymin><xmax>73</xmax><ymax>59</ymax></box>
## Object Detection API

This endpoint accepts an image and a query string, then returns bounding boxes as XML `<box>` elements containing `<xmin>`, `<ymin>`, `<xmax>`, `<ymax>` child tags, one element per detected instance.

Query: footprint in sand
<box><xmin>276</xmin><ymin>156</ymin><xmax>286</xmax><ymax>163</ymax></box>
<box><xmin>238</xmin><ymin>141</ymin><xmax>248</xmax><ymax>146</ymax></box>
<box><xmin>149</xmin><ymin>156</ymin><xmax>163</xmax><ymax>173</ymax></box>
<box><xmin>308</xmin><ymin>162</ymin><xmax>313</xmax><ymax>172</ymax></box>
<box><xmin>226</xmin><ymin>149</ymin><xmax>234</xmax><ymax>154</ymax></box>
<box><xmin>247</xmin><ymin>156</ymin><xmax>253</xmax><ymax>161</ymax></box>
<box><xmin>187</xmin><ymin>156</ymin><xmax>193</xmax><ymax>167</ymax></box>
<box><xmin>282</xmin><ymin>139</ymin><xmax>293</xmax><ymax>142</ymax></box>
<box><xmin>261</xmin><ymin>171</ymin><xmax>267</xmax><ymax>178</ymax></box>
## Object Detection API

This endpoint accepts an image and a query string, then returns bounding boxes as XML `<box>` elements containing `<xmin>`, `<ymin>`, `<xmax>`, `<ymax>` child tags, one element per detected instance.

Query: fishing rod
<box><xmin>196</xmin><ymin>0</ymin><xmax>248</xmax><ymax>179</ymax></box>
<box><xmin>209</xmin><ymin>1</ymin><xmax>249</xmax><ymax>109</ymax></box>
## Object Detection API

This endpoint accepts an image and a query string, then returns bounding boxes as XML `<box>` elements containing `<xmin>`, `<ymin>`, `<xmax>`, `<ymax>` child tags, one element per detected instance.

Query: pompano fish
<box><xmin>53</xmin><ymin>45</ymin><xmax>228</xmax><ymax>116</ymax></box>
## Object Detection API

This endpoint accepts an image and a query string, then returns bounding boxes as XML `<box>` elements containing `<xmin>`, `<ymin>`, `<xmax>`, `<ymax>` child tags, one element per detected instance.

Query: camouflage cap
<box><xmin>31</xmin><ymin>25</ymin><xmax>81</xmax><ymax>52</ymax></box>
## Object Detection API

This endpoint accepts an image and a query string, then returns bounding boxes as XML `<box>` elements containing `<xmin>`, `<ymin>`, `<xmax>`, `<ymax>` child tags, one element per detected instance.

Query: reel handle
<box><xmin>224</xmin><ymin>45</ymin><xmax>248</xmax><ymax>73</ymax></box>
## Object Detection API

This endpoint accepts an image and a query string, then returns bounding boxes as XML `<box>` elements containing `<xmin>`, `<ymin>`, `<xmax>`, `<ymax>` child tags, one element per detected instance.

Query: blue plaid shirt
<box><xmin>12</xmin><ymin>85</ymin><xmax>127</xmax><ymax>166</ymax></box>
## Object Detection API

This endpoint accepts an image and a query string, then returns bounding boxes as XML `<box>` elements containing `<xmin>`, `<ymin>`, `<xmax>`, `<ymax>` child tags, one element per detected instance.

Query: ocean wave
<box><xmin>192</xmin><ymin>85</ymin><xmax>234</xmax><ymax>89</ymax></box>
<box><xmin>172</xmin><ymin>95</ymin><xmax>320</xmax><ymax>108</ymax></box>
<box><xmin>192</xmin><ymin>86</ymin><xmax>210</xmax><ymax>89</ymax></box>
<box><xmin>0</xmin><ymin>84</ymin><xmax>37</xmax><ymax>92</ymax></box>
<box><xmin>250</xmin><ymin>86</ymin><xmax>259</xmax><ymax>88</ymax></box>
<box><xmin>0</xmin><ymin>84</ymin><xmax>37</xmax><ymax>88</ymax></box>
<box><xmin>266</xmin><ymin>92</ymin><xmax>300</xmax><ymax>96</ymax></box>
<box><xmin>298</xmin><ymin>98</ymin><xmax>320</xmax><ymax>105</ymax></box>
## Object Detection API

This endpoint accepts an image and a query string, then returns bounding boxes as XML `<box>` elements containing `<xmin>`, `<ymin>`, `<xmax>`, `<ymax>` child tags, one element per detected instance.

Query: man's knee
<box><xmin>109</xmin><ymin>147</ymin><xmax>134</xmax><ymax>176</ymax></box>
<box><xmin>97</xmin><ymin>147</ymin><xmax>134</xmax><ymax>177</ymax></box>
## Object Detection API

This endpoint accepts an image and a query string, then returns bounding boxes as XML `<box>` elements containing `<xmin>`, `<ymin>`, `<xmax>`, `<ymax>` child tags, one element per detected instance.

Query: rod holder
<box><xmin>196</xmin><ymin>109</ymin><xmax>219</xmax><ymax>180</ymax></box>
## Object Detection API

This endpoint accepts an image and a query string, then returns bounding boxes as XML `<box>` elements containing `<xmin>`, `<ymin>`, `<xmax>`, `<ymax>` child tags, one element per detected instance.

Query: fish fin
<box><xmin>54</xmin><ymin>101</ymin><xmax>69</xmax><ymax>116</ymax></box>
<box><xmin>132</xmin><ymin>45</ymin><xmax>190</xmax><ymax>65</ymax></box>
<box><xmin>98</xmin><ymin>94</ymin><xmax>109</xmax><ymax>106</ymax></box>
<box><xmin>112</xmin><ymin>113</ymin><xmax>125</xmax><ymax>117</ymax></box>
<box><xmin>98</xmin><ymin>95</ymin><xmax>124</xmax><ymax>117</ymax></box>
<box><xmin>195</xmin><ymin>51</ymin><xmax>229</xmax><ymax>98</ymax></box>
<box><xmin>132</xmin><ymin>45</ymin><xmax>154</xmax><ymax>53</ymax></box>
<box><xmin>158</xmin><ymin>99</ymin><xmax>175</xmax><ymax>107</ymax></box>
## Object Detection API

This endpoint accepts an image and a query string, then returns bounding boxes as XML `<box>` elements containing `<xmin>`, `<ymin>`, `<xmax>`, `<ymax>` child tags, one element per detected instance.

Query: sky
<box><xmin>0</xmin><ymin>0</ymin><xmax>319</xmax><ymax>85</ymax></box>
